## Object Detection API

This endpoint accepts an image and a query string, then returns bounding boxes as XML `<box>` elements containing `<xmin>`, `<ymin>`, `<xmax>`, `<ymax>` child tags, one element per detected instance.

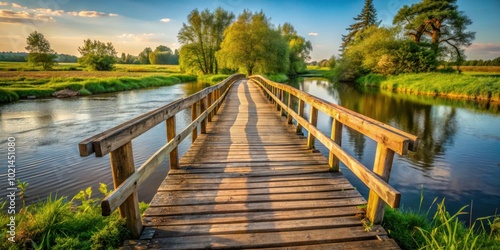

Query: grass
<box><xmin>304</xmin><ymin>66</ymin><xmax>334</xmax><ymax>79</ymax></box>
<box><xmin>265</xmin><ymin>73</ymin><xmax>289</xmax><ymax>83</ymax></box>
<box><xmin>0</xmin><ymin>183</ymin><xmax>149</xmax><ymax>249</ymax></box>
<box><xmin>356</xmin><ymin>73</ymin><xmax>500</xmax><ymax>102</ymax></box>
<box><xmin>460</xmin><ymin>66</ymin><xmax>500</xmax><ymax>73</ymax></box>
<box><xmin>197</xmin><ymin>74</ymin><xmax>231</xmax><ymax>83</ymax></box>
<box><xmin>382</xmin><ymin>188</ymin><xmax>500</xmax><ymax>250</ymax></box>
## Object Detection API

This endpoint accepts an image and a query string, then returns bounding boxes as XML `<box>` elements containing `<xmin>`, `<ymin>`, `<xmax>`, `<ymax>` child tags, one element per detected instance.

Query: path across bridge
<box><xmin>79</xmin><ymin>75</ymin><xmax>418</xmax><ymax>249</ymax></box>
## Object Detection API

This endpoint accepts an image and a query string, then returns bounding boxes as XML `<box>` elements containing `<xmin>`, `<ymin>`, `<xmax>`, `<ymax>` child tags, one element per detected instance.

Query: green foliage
<box><xmin>279</xmin><ymin>23</ymin><xmax>312</xmax><ymax>75</ymax></box>
<box><xmin>138</xmin><ymin>47</ymin><xmax>152</xmax><ymax>64</ymax></box>
<box><xmin>341</xmin><ymin>0</ymin><xmax>379</xmax><ymax>52</ymax></box>
<box><xmin>0</xmin><ymin>183</ymin><xmax>150</xmax><ymax>249</ymax></box>
<box><xmin>78</xmin><ymin>39</ymin><xmax>117</xmax><ymax>71</ymax></box>
<box><xmin>383</xmin><ymin>207</ymin><xmax>430</xmax><ymax>249</ymax></box>
<box><xmin>217</xmin><ymin>10</ymin><xmax>289</xmax><ymax>76</ymax></box>
<box><xmin>197</xmin><ymin>74</ymin><xmax>230</xmax><ymax>83</ymax></box>
<box><xmin>0</xmin><ymin>89</ymin><xmax>19</xmax><ymax>102</ymax></box>
<box><xmin>25</xmin><ymin>31</ymin><xmax>56</xmax><ymax>70</ymax></box>
<box><xmin>266</xmin><ymin>73</ymin><xmax>289</xmax><ymax>83</ymax></box>
<box><xmin>178</xmin><ymin>8</ymin><xmax>235</xmax><ymax>74</ymax></box>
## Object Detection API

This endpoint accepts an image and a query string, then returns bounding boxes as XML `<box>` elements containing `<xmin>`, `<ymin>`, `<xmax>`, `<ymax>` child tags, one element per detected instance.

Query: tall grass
<box><xmin>197</xmin><ymin>74</ymin><xmax>231</xmax><ymax>83</ymax></box>
<box><xmin>0</xmin><ymin>183</ymin><xmax>149</xmax><ymax>249</ymax></box>
<box><xmin>357</xmin><ymin>73</ymin><xmax>500</xmax><ymax>102</ymax></box>
<box><xmin>383</xmin><ymin>192</ymin><xmax>500</xmax><ymax>249</ymax></box>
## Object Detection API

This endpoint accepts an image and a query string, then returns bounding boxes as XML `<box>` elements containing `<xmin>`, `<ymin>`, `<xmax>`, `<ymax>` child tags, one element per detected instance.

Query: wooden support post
<box><xmin>366</xmin><ymin>143</ymin><xmax>395</xmax><ymax>224</ymax></box>
<box><xmin>166</xmin><ymin>115</ymin><xmax>178</xmax><ymax>169</ymax></box>
<box><xmin>109</xmin><ymin>141</ymin><xmax>142</xmax><ymax>238</ymax></box>
<box><xmin>307</xmin><ymin>106</ymin><xmax>318</xmax><ymax>149</ymax></box>
<box><xmin>328</xmin><ymin>119</ymin><xmax>343</xmax><ymax>172</ymax></box>
<box><xmin>287</xmin><ymin>93</ymin><xmax>293</xmax><ymax>124</ymax></box>
<box><xmin>276</xmin><ymin>89</ymin><xmax>281</xmax><ymax>111</ymax></box>
<box><xmin>191</xmin><ymin>103</ymin><xmax>198</xmax><ymax>143</ymax></box>
<box><xmin>296</xmin><ymin>99</ymin><xmax>305</xmax><ymax>134</ymax></box>
<box><xmin>214</xmin><ymin>89</ymin><xmax>219</xmax><ymax>115</ymax></box>
<box><xmin>200</xmin><ymin>97</ymin><xmax>207</xmax><ymax>134</ymax></box>
<box><xmin>207</xmin><ymin>91</ymin><xmax>213</xmax><ymax>122</ymax></box>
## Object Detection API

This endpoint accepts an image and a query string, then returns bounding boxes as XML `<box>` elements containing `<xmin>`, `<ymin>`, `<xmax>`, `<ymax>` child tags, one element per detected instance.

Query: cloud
<box><xmin>117</xmin><ymin>33</ymin><xmax>166</xmax><ymax>43</ymax></box>
<box><xmin>77</xmin><ymin>10</ymin><xmax>107</xmax><ymax>17</ymax></box>
<box><xmin>308</xmin><ymin>32</ymin><xmax>318</xmax><ymax>36</ymax></box>
<box><xmin>0</xmin><ymin>9</ymin><xmax>53</xmax><ymax>23</ymax></box>
<box><xmin>465</xmin><ymin>43</ymin><xmax>500</xmax><ymax>60</ymax></box>
<box><xmin>35</xmin><ymin>8</ymin><xmax>64</xmax><ymax>16</ymax></box>
<box><xmin>160</xmin><ymin>18</ymin><xmax>171</xmax><ymax>23</ymax></box>
<box><xmin>109</xmin><ymin>13</ymin><xmax>119</xmax><ymax>17</ymax></box>
<box><xmin>11</xmin><ymin>3</ymin><xmax>25</xmax><ymax>8</ymax></box>
<box><xmin>0</xmin><ymin>2</ymin><xmax>9</xmax><ymax>6</ymax></box>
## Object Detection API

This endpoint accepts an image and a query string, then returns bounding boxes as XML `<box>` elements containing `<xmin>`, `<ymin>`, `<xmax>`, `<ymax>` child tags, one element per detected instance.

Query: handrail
<box><xmin>249</xmin><ymin>75</ymin><xmax>419</xmax><ymax>224</ymax></box>
<box><xmin>78</xmin><ymin>74</ymin><xmax>245</xmax><ymax>237</ymax></box>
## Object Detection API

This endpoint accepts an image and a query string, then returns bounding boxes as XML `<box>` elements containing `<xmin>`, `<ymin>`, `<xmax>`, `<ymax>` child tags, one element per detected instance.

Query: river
<box><xmin>1</xmin><ymin>78</ymin><xmax>499</xmax><ymax>223</ymax></box>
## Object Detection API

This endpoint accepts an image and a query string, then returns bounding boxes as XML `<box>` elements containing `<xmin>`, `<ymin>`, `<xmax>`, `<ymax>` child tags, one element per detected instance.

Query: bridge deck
<box><xmin>125</xmin><ymin>80</ymin><xmax>400</xmax><ymax>249</ymax></box>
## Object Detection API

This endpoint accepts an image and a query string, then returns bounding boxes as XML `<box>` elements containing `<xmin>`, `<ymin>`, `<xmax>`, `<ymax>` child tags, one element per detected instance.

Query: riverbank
<box><xmin>356</xmin><ymin>73</ymin><xmax>500</xmax><ymax>102</ymax></box>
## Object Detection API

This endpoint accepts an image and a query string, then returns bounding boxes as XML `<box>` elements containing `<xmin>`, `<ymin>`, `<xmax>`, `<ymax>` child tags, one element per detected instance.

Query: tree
<box><xmin>178</xmin><ymin>8</ymin><xmax>234</xmax><ymax>74</ymax></box>
<box><xmin>138</xmin><ymin>47</ymin><xmax>152</xmax><ymax>64</ymax></box>
<box><xmin>149</xmin><ymin>45</ymin><xmax>178</xmax><ymax>65</ymax></box>
<box><xmin>393</xmin><ymin>0</ymin><xmax>475</xmax><ymax>70</ymax></box>
<box><xmin>78</xmin><ymin>39</ymin><xmax>117</xmax><ymax>71</ymax></box>
<box><xmin>279</xmin><ymin>23</ymin><xmax>312</xmax><ymax>74</ymax></box>
<box><xmin>340</xmin><ymin>0</ymin><xmax>379</xmax><ymax>52</ymax></box>
<box><xmin>217</xmin><ymin>10</ymin><xmax>289</xmax><ymax>76</ymax></box>
<box><xmin>25</xmin><ymin>31</ymin><xmax>56</xmax><ymax>70</ymax></box>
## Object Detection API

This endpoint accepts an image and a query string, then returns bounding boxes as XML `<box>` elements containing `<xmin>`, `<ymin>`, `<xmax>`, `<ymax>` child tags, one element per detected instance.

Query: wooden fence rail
<box><xmin>78</xmin><ymin>74</ymin><xmax>244</xmax><ymax>237</ymax></box>
<box><xmin>249</xmin><ymin>75</ymin><xmax>419</xmax><ymax>224</ymax></box>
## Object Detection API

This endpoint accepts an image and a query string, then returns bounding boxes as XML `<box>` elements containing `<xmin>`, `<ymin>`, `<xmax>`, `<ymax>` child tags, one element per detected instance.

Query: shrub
<box><xmin>0</xmin><ymin>89</ymin><xmax>19</xmax><ymax>103</ymax></box>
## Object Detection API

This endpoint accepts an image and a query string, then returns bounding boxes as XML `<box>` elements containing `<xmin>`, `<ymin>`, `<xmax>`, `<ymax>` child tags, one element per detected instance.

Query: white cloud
<box><xmin>35</xmin><ymin>8</ymin><xmax>64</xmax><ymax>16</ymax></box>
<box><xmin>308</xmin><ymin>32</ymin><xmax>318</xmax><ymax>36</ymax></box>
<box><xmin>67</xmin><ymin>11</ymin><xmax>77</xmax><ymax>16</ymax></box>
<box><xmin>0</xmin><ymin>2</ymin><xmax>9</xmax><ymax>6</ymax></box>
<box><xmin>117</xmin><ymin>33</ymin><xmax>166</xmax><ymax>43</ymax></box>
<box><xmin>77</xmin><ymin>10</ymin><xmax>107</xmax><ymax>17</ymax></box>
<box><xmin>160</xmin><ymin>18</ymin><xmax>171</xmax><ymax>23</ymax></box>
<box><xmin>109</xmin><ymin>13</ymin><xmax>119</xmax><ymax>17</ymax></box>
<box><xmin>0</xmin><ymin>9</ymin><xmax>53</xmax><ymax>23</ymax></box>
<box><xmin>11</xmin><ymin>3</ymin><xmax>24</xmax><ymax>8</ymax></box>
<box><xmin>465</xmin><ymin>43</ymin><xmax>500</xmax><ymax>60</ymax></box>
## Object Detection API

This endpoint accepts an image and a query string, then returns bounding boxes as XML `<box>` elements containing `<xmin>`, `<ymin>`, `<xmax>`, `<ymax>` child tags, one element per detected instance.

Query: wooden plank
<box><xmin>142</xmin><ymin>206</ymin><xmax>363</xmax><ymax>227</ymax></box>
<box><xmin>307</xmin><ymin>106</ymin><xmax>318</xmax><ymax>149</ymax></box>
<box><xmin>146</xmin><ymin>225</ymin><xmax>389</xmax><ymax>249</ymax></box>
<box><xmin>261</xmin><ymin>239</ymin><xmax>401</xmax><ymax>250</ymax></box>
<box><xmin>329</xmin><ymin>118</ymin><xmax>343</xmax><ymax>172</ymax></box>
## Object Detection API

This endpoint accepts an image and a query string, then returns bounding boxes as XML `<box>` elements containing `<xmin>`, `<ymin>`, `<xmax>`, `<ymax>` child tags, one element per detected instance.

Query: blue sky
<box><xmin>0</xmin><ymin>0</ymin><xmax>499</xmax><ymax>61</ymax></box>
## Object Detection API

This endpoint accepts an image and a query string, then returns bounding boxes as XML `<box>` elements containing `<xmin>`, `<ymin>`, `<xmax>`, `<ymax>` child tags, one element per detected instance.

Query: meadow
<box><xmin>0</xmin><ymin>63</ymin><xmax>233</xmax><ymax>103</ymax></box>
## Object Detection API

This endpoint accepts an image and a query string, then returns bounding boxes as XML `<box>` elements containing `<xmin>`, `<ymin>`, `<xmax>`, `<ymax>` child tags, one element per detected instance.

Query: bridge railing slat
<box><xmin>249</xmin><ymin>75</ymin><xmax>418</xmax><ymax>224</ymax></box>
<box><xmin>78</xmin><ymin>73</ymin><xmax>244</xmax><ymax>237</ymax></box>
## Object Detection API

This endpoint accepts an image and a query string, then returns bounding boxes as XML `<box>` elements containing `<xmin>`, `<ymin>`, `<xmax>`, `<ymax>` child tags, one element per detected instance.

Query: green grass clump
<box><xmin>197</xmin><ymin>74</ymin><xmax>231</xmax><ymax>83</ymax></box>
<box><xmin>0</xmin><ymin>183</ymin><xmax>149</xmax><ymax>249</ymax></box>
<box><xmin>168</xmin><ymin>74</ymin><xmax>197</xmax><ymax>82</ymax></box>
<box><xmin>266</xmin><ymin>73</ymin><xmax>289</xmax><ymax>83</ymax></box>
<box><xmin>359</xmin><ymin>73</ymin><xmax>500</xmax><ymax>102</ymax></box>
<box><xmin>0</xmin><ymin>89</ymin><xmax>19</xmax><ymax>102</ymax></box>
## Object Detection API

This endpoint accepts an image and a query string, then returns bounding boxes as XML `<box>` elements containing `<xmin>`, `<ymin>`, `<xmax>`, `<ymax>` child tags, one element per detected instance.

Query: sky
<box><xmin>0</xmin><ymin>0</ymin><xmax>499</xmax><ymax>61</ymax></box>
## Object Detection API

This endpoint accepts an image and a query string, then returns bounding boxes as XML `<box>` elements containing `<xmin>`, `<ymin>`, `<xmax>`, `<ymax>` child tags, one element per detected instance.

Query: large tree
<box><xmin>217</xmin><ymin>10</ymin><xmax>289</xmax><ymax>76</ymax></box>
<box><xmin>25</xmin><ymin>31</ymin><xmax>56</xmax><ymax>70</ymax></box>
<box><xmin>340</xmin><ymin>0</ymin><xmax>378</xmax><ymax>52</ymax></box>
<box><xmin>178</xmin><ymin>7</ymin><xmax>234</xmax><ymax>74</ymax></box>
<box><xmin>149</xmin><ymin>45</ymin><xmax>178</xmax><ymax>65</ymax></box>
<box><xmin>78</xmin><ymin>39</ymin><xmax>117</xmax><ymax>71</ymax></box>
<box><xmin>393</xmin><ymin>0</ymin><xmax>475</xmax><ymax>68</ymax></box>
<box><xmin>138</xmin><ymin>47</ymin><xmax>152</xmax><ymax>64</ymax></box>
<box><xmin>279</xmin><ymin>23</ymin><xmax>312</xmax><ymax>75</ymax></box>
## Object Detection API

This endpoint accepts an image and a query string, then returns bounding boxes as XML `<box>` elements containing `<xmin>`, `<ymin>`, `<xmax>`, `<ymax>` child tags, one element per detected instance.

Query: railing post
<box><xmin>276</xmin><ymin>89</ymin><xmax>281</xmax><ymax>112</ymax></box>
<box><xmin>307</xmin><ymin>105</ymin><xmax>318</xmax><ymax>149</ymax></box>
<box><xmin>109</xmin><ymin>141</ymin><xmax>142</xmax><ymax>238</ymax></box>
<box><xmin>286</xmin><ymin>92</ymin><xmax>293</xmax><ymax>124</ymax></box>
<box><xmin>367</xmin><ymin>143</ymin><xmax>395</xmax><ymax>224</ymax></box>
<box><xmin>167</xmin><ymin>115</ymin><xmax>178</xmax><ymax>169</ymax></box>
<box><xmin>191</xmin><ymin>102</ymin><xmax>198</xmax><ymax>143</ymax></box>
<box><xmin>200</xmin><ymin>96</ymin><xmax>207</xmax><ymax>134</ymax></box>
<box><xmin>207</xmin><ymin>91</ymin><xmax>213</xmax><ymax>122</ymax></box>
<box><xmin>328</xmin><ymin>118</ymin><xmax>343</xmax><ymax>172</ymax></box>
<box><xmin>296</xmin><ymin>99</ymin><xmax>305</xmax><ymax>134</ymax></box>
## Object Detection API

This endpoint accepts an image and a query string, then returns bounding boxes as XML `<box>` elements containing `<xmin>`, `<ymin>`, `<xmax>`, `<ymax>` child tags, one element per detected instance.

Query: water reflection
<box><xmin>288</xmin><ymin>77</ymin><xmax>500</xmax><ymax>221</ymax></box>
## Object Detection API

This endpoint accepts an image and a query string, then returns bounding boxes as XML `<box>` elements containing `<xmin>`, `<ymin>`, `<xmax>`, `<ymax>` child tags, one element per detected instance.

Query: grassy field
<box><xmin>0</xmin><ymin>63</ymin><xmax>203</xmax><ymax>103</ymax></box>
<box><xmin>357</xmin><ymin>73</ymin><xmax>500</xmax><ymax>102</ymax></box>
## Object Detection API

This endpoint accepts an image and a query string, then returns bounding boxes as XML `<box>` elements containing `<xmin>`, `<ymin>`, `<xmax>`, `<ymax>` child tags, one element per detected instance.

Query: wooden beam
<box><xmin>296</xmin><ymin>99</ymin><xmax>305</xmax><ymax>134</ymax></box>
<box><xmin>307</xmin><ymin>106</ymin><xmax>318</xmax><ymax>149</ymax></box>
<box><xmin>367</xmin><ymin>143</ymin><xmax>395</xmax><ymax>224</ymax></box>
<box><xmin>329</xmin><ymin>119</ymin><xmax>342</xmax><ymax>172</ymax></box>
<box><xmin>207</xmin><ymin>91</ymin><xmax>213</xmax><ymax>122</ymax></box>
<box><xmin>109</xmin><ymin>142</ymin><xmax>141</xmax><ymax>238</ymax></box>
<box><xmin>200</xmin><ymin>97</ymin><xmax>207</xmax><ymax>134</ymax></box>
<box><xmin>287</xmin><ymin>93</ymin><xmax>293</xmax><ymax>124</ymax></box>
<box><xmin>167</xmin><ymin>115</ymin><xmax>178</xmax><ymax>170</ymax></box>
<box><xmin>191</xmin><ymin>103</ymin><xmax>198</xmax><ymax>143</ymax></box>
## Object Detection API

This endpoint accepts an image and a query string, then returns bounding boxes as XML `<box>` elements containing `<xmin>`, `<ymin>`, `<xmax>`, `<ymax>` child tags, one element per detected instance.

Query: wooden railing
<box><xmin>249</xmin><ymin>75</ymin><xmax>419</xmax><ymax>224</ymax></box>
<box><xmin>78</xmin><ymin>74</ymin><xmax>245</xmax><ymax>237</ymax></box>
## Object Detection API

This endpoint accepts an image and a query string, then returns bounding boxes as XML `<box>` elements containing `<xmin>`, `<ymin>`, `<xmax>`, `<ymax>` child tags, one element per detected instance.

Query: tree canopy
<box><xmin>217</xmin><ymin>10</ymin><xmax>289</xmax><ymax>76</ymax></box>
<box><xmin>25</xmin><ymin>31</ymin><xmax>56</xmax><ymax>70</ymax></box>
<box><xmin>340</xmin><ymin>0</ymin><xmax>378</xmax><ymax>52</ymax></box>
<box><xmin>149</xmin><ymin>45</ymin><xmax>179</xmax><ymax>65</ymax></box>
<box><xmin>393</xmin><ymin>0</ymin><xmax>475</xmax><ymax>67</ymax></box>
<box><xmin>279</xmin><ymin>23</ymin><xmax>312</xmax><ymax>74</ymax></box>
<box><xmin>77</xmin><ymin>39</ymin><xmax>117</xmax><ymax>71</ymax></box>
<box><xmin>178</xmin><ymin>7</ymin><xmax>234</xmax><ymax>74</ymax></box>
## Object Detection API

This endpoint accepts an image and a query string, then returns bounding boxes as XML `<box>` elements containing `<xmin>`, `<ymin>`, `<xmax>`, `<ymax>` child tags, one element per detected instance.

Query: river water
<box><xmin>1</xmin><ymin>78</ymin><xmax>499</xmax><ymax>222</ymax></box>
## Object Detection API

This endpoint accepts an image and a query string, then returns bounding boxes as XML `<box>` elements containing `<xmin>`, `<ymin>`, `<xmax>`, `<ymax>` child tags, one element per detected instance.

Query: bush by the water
<box><xmin>0</xmin><ymin>183</ymin><xmax>148</xmax><ymax>249</ymax></box>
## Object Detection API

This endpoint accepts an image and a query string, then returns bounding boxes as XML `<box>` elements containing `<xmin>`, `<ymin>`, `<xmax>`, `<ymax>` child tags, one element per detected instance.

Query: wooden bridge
<box><xmin>79</xmin><ymin>74</ymin><xmax>418</xmax><ymax>249</ymax></box>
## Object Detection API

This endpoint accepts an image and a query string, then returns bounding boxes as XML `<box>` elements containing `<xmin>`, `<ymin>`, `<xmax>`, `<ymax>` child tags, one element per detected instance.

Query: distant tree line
<box><xmin>0</xmin><ymin>52</ymin><xmax>77</xmax><ymax>63</ymax></box>
<box><xmin>455</xmin><ymin>57</ymin><xmax>500</xmax><ymax>66</ymax></box>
